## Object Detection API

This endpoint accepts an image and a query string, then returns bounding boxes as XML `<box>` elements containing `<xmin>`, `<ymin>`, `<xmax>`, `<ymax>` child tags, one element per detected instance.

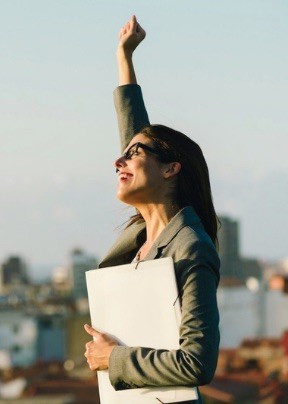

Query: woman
<box><xmin>84</xmin><ymin>15</ymin><xmax>220</xmax><ymax>402</ymax></box>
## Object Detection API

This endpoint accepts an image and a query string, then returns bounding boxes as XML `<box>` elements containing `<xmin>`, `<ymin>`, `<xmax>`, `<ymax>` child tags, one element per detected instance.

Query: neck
<box><xmin>137</xmin><ymin>202</ymin><xmax>180</xmax><ymax>247</ymax></box>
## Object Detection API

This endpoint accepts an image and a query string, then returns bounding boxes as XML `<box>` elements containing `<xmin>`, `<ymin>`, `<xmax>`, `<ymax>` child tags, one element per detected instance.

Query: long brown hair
<box><xmin>127</xmin><ymin>125</ymin><xmax>219</xmax><ymax>246</ymax></box>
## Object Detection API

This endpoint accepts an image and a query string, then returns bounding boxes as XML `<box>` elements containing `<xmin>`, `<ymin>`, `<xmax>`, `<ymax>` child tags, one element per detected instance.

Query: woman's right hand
<box><xmin>118</xmin><ymin>15</ymin><xmax>146</xmax><ymax>56</ymax></box>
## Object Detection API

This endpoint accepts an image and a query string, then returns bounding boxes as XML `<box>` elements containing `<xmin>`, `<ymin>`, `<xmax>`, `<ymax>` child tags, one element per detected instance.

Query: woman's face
<box><xmin>114</xmin><ymin>134</ymin><xmax>169</xmax><ymax>206</ymax></box>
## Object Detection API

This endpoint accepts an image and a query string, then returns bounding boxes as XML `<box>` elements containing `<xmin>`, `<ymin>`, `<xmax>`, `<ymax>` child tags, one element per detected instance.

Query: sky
<box><xmin>0</xmin><ymin>0</ymin><xmax>287</xmax><ymax>279</ymax></box>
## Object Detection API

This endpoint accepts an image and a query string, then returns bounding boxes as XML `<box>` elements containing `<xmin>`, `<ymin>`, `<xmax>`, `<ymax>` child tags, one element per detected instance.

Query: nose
<box><xmin>114</xmin><ymin>155</ymin><xmax>126</xmax><ymax>173</ymax></box>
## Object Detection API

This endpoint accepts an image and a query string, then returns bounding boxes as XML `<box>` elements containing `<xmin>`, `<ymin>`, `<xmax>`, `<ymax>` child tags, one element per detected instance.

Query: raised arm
<box><xmin>117</xmin><ymin>14</ymin><xmax>146</xmax><ymax>85</ymax></box>
<box><xmin>114</xmin><ymin>15</ymin><xmax>150</xmax><ymax>151</ymax></box>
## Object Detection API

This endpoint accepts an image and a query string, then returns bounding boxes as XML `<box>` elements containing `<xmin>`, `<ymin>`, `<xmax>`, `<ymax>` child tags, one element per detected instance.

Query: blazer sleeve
<box><xmin>113</xmin><ymin>84</ymin><xmax>150</xmax><ymax>152</ymax></box>
<box><xmin>108</xmin><ymin>242</ymin><xmax>220</xmax><ymax>390</ymax></box>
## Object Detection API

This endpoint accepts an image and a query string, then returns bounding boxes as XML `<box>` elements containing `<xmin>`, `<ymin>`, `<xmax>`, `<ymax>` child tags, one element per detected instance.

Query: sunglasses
<box><xmin>122</xmin><ymin>142</ymin><xmax>161</xmax><ymax>160</ymax></box>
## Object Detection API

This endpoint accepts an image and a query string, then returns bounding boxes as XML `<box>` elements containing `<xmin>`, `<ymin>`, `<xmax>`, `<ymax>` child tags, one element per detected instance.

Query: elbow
<box><xmin>181</xmin><ymin>347</ymin><xmax>218</xmax><ymax>386</ymax></box>
<box><xmin>188</xmin><ymin>359</ymin><xmax>217</xmax><ymax>386</ymax></box>
<box><xmin>197</xmin><ymin>365</ymin><xmax>217</xmax><ymax>386</ymax></box>
<box><xmin>189</xmin><ymin>360</ymin><xmax>217</xmax><ymax>386</ymax></box>
<box><xmin>196</xmin><ymin>347</ymin><xmax>219</xmax><ymax>385</ymax></box>
<box><xmin>190</xmin><ymin>333</ymin><xmax>220</xmax><ymax>385</ymax></box>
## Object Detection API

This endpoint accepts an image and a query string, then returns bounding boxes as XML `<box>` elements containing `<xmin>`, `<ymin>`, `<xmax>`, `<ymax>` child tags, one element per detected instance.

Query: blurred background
<box><xmin>0</xmin><ymin>1</ymin><xmax>287</xmax><ymax>402</ymax></box>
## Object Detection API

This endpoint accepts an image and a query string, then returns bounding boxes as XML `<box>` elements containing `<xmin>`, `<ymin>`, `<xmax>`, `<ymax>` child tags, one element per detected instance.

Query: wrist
<box><xmin>117</xmin><ymin>45</ymin><xmax>133</xmax><ymax>60</ymax></box>
<box><xmin>106</xmin><ymin>344</ymin><xmax>117</xmax><ymax>368</ymax></box>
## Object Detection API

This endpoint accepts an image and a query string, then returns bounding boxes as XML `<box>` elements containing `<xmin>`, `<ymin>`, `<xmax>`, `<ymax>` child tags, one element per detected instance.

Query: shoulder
<box><xmin>177</xmin><ymin>223</ymin><xmax>217</xmax><ymax>258</ymax></box>
<box><xmin>168</xmin><ymin>223</ymin><xmax>220</xmax><ymax>284</ymax></box>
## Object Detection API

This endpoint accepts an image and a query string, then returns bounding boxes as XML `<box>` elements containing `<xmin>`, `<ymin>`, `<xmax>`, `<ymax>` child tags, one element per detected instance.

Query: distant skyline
<box><xmin>1</xmin><ymin>1</ymin><xmax>287</xmax><ymax>276</ymax></box>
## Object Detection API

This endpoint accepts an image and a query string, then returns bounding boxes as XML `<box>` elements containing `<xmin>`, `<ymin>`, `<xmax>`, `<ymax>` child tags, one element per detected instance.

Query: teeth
<box><xmin>119</xmin><ymin>172</ymin><xmax>131</xmax><ymax>179</ymax></box>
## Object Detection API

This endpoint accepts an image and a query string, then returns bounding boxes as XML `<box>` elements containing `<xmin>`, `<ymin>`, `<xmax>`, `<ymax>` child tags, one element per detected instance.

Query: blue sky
<box><xmin>0</xmin><ymin>1</ymin><xmax>287</xmax><ymax>277</ymax></box>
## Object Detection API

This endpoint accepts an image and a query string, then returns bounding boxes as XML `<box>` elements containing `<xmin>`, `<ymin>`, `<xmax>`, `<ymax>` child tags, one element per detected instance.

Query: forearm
<box><xmin>108</xmin><ymin>267</ymin><xmax>220</xmax><ymax>389</ymax></box>
<box><xmin>114</xmin><ymin>15</ymin><xmax>148</xmax><ymax>148</ymax></box>
<box><xmin>117</xmin><ymin>46</ymin><xmax>137</xmax><ymax>85</ymax></box>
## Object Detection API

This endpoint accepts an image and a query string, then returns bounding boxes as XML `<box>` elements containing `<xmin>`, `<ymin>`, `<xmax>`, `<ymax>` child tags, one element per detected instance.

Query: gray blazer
<box><xmin>99</xmin><ymin>85</ymin><xmax>220</xmax><ymax>400</ymax></box>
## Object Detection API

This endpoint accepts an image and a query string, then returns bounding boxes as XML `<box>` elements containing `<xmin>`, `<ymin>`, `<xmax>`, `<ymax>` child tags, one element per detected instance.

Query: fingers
<box><xmin>130</xmin><ymin>14</ymin><xmax>137</xmax><ymax>33</ymax></box>
<box><xmin>85</xmin><ymin>353</ymin><xmax>97</xmax><ymax>370</ymax></box>
<box><xmin>84</xmin><ymin>323</ymin><xmax>100</xmax><ymax>338</ymax></box>
<box><xmin>84</xmin><ymin>327</ymin><xmax>117</xmax><ymax>371</ymax></box>
<box><xmin>84</xmin><ymin>340</ymin><xmax>94</xmax><ymax>357</ymax></box>
<box><xmin>130</xmin><ymin>15</ymin><xmax>145</xmax><ymax>38</ymax></box>
<box><xmin>119</xmin><ymin>15</ymin><xmax>143</xmax><ymax>38</ymax></box>
<box><xmin>119</xmin><ymin>27</ymin><xmax>125</xmax><ymax>39</ymax></box>
<box><xmin>84</xmin><ymin>340</ymin><xmax>97</xmax><ymax>370</ymax></box>
<box><xmin>123</xmin><ymin>16</ymin><xmax>134</xmax><ymax>34</ymax></box>
<box><xmin>137</xmin><ymin>22</ymin><xmax>146</xmax><ymax>38</ymax></box>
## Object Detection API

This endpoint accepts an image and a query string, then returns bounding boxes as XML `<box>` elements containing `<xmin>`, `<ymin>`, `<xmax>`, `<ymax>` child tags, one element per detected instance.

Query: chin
<box><xmin>117</xmin><ymin>191</ymin><xmax>130</xmax><ymax>204</ymax></box>
<box><xmin>116</xmin><ymin>191</ymin><xmax>138</xmax><ymax>206</ymax></box>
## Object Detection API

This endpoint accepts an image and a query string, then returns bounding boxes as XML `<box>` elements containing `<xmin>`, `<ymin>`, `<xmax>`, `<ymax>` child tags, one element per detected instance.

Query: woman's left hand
<box><xmin>84</xmin><ymin>324</ymin><xmax>118</xmax><ymax>370</ymax></box>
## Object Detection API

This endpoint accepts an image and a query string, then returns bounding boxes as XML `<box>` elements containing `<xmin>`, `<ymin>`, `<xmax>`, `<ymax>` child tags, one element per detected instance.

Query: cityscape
<box><xmin>0</xmin><ymin>214</ymin><xmax>288</xmax><ymax>403</ymax></box>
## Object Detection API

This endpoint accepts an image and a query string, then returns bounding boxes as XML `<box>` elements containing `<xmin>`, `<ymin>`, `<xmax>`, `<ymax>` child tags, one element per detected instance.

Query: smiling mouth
<box><xmin>119</xmin><ymin>172</ymin><xmax>133</xmax><ymax>181</ymax></box>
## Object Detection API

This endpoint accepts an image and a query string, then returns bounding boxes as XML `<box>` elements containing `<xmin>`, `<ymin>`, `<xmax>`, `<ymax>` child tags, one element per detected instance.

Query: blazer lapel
<box><xmin>99</xmin><ymin>207</ymin><xmax>201</xmax><ymax>268</ymax></box>
<box><xmin>136</xmin><ymin>207</ymin><xmax>202</xmax><ymax>262</ymax></box>
<box><xmin>99</xmin><ymin>220</ymin><xmax>146</xmax><ymax>268</ymax></box>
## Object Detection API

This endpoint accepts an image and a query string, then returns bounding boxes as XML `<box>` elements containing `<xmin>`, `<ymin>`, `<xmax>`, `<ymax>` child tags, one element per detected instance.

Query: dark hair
<box><xmin>128</xmin><ymin>124</ymin><xmax>219</xmax><ymax>246</ymax></box>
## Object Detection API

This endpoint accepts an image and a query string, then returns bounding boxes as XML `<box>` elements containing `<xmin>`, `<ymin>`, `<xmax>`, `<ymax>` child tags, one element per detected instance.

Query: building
<box><xmin>65</xmin><ymin>313</ymin><xmax>91</xmax><ymax>366</ymax></box>
<box><xmin>69</xmin><ymin>248</ymin><xmax>98</xmax><ymax>301</ymax></box>
<box><xmin>218</xmin><ymin>216</ymin><xmax>243</xmax><ymax>280</ymax></box>
<box><xmin>242</xmin><ymin>257</ymin><xmax>263</xmax><ymax>281</ymax></box>
<box><xmin>0</xmin><ymin>309</ymin><xmax>37</xmax><ymax>367</ymax></box>
<box><xmin>1</xmin><ymin>256</ymin><xmax>29</xmax><ymax>288</ymax></box>
<box><xmin>37</xmin><ymin>314</ymin><xmax>66</xmax><ymax>362</ymax></box>
<box><xmin>52</xmin><ymin>266</ymin><xmax>71</xmax><ymax>297</ymax></box>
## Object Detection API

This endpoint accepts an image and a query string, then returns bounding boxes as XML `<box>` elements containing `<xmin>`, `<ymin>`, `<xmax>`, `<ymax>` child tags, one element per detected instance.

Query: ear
<box><xmin>162</xmin><ymin>162</ymin><xmax>181</xmax><ymax>179</ymax></box>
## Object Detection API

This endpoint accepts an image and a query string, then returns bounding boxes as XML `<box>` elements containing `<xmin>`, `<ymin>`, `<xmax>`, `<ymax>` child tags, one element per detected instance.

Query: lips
<box><xmin>118</xmin><ymin>172</ymin><xmax>133</xmax><ymax>181</ymax></box>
